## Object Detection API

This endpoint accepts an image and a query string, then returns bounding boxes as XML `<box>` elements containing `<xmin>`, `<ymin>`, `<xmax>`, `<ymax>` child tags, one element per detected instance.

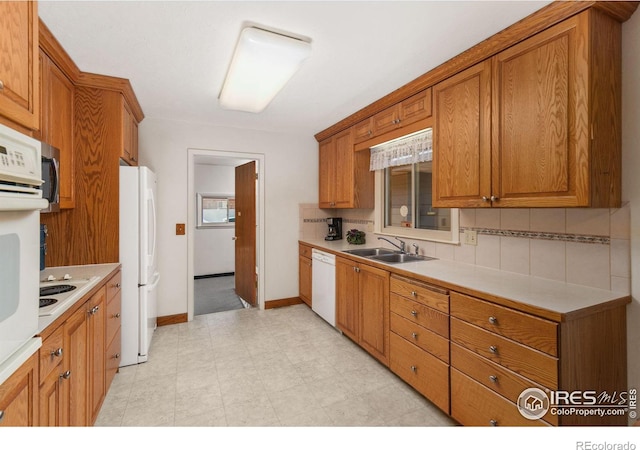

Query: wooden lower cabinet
<box><xmin>0</xmin><ymin>352</ymin><xmax>39</xmax><ymax>427</ymax></box>
<box><xmin>298</xmin><ymin>244</ymin><xmax>312</xmax><ymax>307</ymax></box>
<box><xmin>65</xmin><ymin>303</ymin><xmax>89</xmax><ymax>426</ymax></box>
<box><xmin>87</xmin><ymin>287</ymin><xmax>106</xmax><ymax>425</ymax></box>
<box><xmin>336</xmin><ymin>257</ymin><xmax>390</xmax><ymax>366</ymax></box>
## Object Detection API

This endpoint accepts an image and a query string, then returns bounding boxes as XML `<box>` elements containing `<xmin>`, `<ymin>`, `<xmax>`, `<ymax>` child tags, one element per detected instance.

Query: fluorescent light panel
<box><xmin>219</xmin><ymin>27</ymin><xmax>311</xmax><ymax>113</ymax></box>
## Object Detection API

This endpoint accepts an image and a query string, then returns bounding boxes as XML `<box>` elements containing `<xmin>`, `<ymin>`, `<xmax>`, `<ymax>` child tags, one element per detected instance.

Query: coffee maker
<box><xmin>325</xmin><ymin>217</ymin><xmax>343</xmax><ymax>241</ymax></box>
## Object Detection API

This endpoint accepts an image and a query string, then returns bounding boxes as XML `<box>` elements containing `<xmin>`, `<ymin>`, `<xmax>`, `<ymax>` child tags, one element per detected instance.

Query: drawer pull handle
<box><xmin>489</xmin><ymin>375</ymin><xmax>498</xmax><ymax>383</ymax></box>
<box><xmin>411</xmin><ymin>332</ymin><xmax>418</xmax><ymax>339</ymax></box>
<box><xmin>489</xmin><ymin>345</ymin><xmax>498</xmax><ymax>354</ymax></box>
<box><xmin>410</xmin><ymin>310</ymin><xmax>417</xmax><ymax>317</ymax></box>
<box><xmin>59</xmin><ymin>370</ymin><xmax>71</xmax><ymax>380</ymax></box>
<box><xmin>51</xmin><ymin>347</ymin><xmax>63</xmax><ymax>358</ymax></box>
<box><xmin>488</xmin><ymin>316</ymin><xmax>498</xmax><ymax>325</ymax></box>
<box><xmin>489</xmin><ymin>419</ymin><xmax>498</xmax><ymax>426</ymax></box>
<box><xmin>410</xmin><ymin>365</ymin><xmax>417</xmax><ymax>373</ymax></box>
<box><xmin>411</xmin><ymin>291</ymin><xmax>417</xmax><ymax>297</ymax></box>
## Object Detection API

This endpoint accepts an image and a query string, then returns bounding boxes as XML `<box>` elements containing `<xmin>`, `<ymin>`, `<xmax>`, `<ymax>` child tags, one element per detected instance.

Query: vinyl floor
<box><xmin>194</xmin><ymin>275</ymin><xmax>245</xmax><ymax>315</ymax></box>
<box><xmin>95</xmin><ymin>304</ymin><xmax>456</xmax><ymax>427</ymax></box>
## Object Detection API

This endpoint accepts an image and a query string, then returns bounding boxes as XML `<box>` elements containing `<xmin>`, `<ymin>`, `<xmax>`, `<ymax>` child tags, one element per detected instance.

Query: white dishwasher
<box><xmin>311</xmin><ymin>249</ymin><xmax>336</xmax><ymax>327</ymax></box>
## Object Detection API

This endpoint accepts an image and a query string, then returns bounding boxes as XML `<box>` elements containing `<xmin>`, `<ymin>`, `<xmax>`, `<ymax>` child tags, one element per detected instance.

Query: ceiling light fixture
<box><xmin>218</xmin><ymin>26</ymin><xmax>311</xmax><ymax>113</ymax></box>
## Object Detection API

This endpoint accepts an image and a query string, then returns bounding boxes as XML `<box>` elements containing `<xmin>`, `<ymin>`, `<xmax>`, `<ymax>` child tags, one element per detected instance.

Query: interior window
<box><xmin>197</xmin><ymin>194</ymin><xmax>235</xmax><ymax>228</ymax></box>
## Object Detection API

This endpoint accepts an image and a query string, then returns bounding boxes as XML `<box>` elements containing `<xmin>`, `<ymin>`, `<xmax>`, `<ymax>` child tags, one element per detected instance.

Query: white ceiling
<box><xmin>38</xmin><ymin>0</ymin><xmax>552</xmax><ymax>137</ymax></box>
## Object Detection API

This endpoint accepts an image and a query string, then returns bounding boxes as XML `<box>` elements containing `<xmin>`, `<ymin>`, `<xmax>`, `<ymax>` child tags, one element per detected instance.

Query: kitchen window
<box><xmin>372</xmin><ymin>129</ymin><xmax>458</xmax><ymax>243</ymax></box>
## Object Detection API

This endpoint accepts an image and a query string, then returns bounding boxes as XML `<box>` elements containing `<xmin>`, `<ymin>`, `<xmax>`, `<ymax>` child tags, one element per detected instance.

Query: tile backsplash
<box><xmin>299</xmin><ymin>203</ymin><xmax>631</xmax><ymax>294</ymax></box>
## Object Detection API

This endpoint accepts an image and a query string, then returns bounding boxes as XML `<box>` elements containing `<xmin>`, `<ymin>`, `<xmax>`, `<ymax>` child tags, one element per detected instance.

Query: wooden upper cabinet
<box><xmin>318</xmin><ymin>127</ymin><xmax>374</xmax><ymax>209</ymax></box>
<box><xmin>39</xmin><ymin>50</ymin><xmax>75</xmax><ymax>209</ymax></box>
<box><xmin>354</xmin><ymin>89</ymin><xmax>432</xmax><ymax>144</ymax></box>
<box><xmin>434</xmin><ymin>10</ymin><xmax>622</xmax><ymax>208</ymax></box>
<box><xmin>0</xmin><ymin>1</ymin><xmax>39</xmax><ymax>130</ymax></box>
<box><xmin>433</xmin><ymin>60</ymin><xmax>492</xmax><ymax>208</ymax></box>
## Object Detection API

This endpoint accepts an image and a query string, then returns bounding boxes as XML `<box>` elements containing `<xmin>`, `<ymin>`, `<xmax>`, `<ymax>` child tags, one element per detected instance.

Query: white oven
<box><xmin>0</xmin><ymin>123</ymin><xmax>49</xmax><ymax>367</ymax></box>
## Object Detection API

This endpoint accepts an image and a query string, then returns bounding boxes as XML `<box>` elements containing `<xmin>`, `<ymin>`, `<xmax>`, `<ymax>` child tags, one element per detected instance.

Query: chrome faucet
<box><xmin>378</xmin><ymin>236</ymin><xmax>406</xmax><ymax>253</ymax></box>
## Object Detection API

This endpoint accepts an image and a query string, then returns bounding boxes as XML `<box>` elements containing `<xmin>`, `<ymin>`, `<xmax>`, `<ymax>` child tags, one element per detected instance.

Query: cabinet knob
<box><xmin>482</xmin><ymin>196</ymin><xmax>489</xmax><ymax>202</ymax></box>
<box><xmin>410</xmin><ymin>310</ymin><xmax>417</xmax><ymax>317</ymax></box>
<box><xmin>410</xmin><ymin>365</ymin><xmax>417</xmax><ymax>373</ymax></box>
<box><xmin>367</xmin><ymin>130</ymin><xmax>372</xmax><ymax>136</ymax></box>
<box><xmin>490</xmin><ymin>195</ymin><xmax>500</xmax><ymax>202</ymax></box>
<box><xmin>489</xmin><ymin>345</ymin><xmax>498</xmax><ymax>354</ymax></box>
<box><xmin>411</xmin><ymin>332</ymin><xmax>418</xmax><ymax>339</ymax></box>
<box><xmin>115</xmin><ymin>283</ymin><xmax>121</xmax><ymax>289</ymax></box>
<box><xmin>489</xmin><ymin>419</ymin><xmax>498</xmax><ymax>426</ymax></box>
<box><xmin>89</xmin><ymin>305</ymin><xmax>100</xmax><ymax>315</ymax></box>
<box><xmin>113</xmin><ymin>353</ymin><xmax>121</xmax><ymax>360</ymax></box>
<box><xmin>411</xmin><ymin>291</ymin><xmax>417</xmax><ymax>297</ymax></box>
<box><xmin>113</xmin><ymin>313</ymin><xmax>121</xmax><ymax>319</ymax></box>
<box><xmin>59</xmin><ymin>370</ymin><xmax>71</xmax><ymax>380</ymax></box>
<box><xmin>0</xmin><ymin>410</ymin><xmax>4</xmax><ymax>423</ymax></box>
<box><xmin>50</xmin><ymin>347</ymin><xmax>63</xmax><ymax>358</ymax></box>
<box><xmin>489</xmin><ymin>375</ymin><xmax>498</xmax><ymax>383</ymax></box>
<box><xmin>0</xmin><ymin>80</ymin><xmax>4</xmax><ymax>91</ymax></box>
<box><xmin>354</xmin><ymin>267</ymin><xmax>360</xmax><ymax>273</ymax></box>
<box><xmin>488</xmin><ymin>316</ymin><xmax>498</xmax><ymax>325</ymax></box>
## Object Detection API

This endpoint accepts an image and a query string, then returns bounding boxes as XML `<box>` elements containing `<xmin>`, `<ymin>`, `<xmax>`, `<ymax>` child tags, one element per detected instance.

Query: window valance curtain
<box><xmin>369</xmin><ymin>128</ymin><xmax>433</xmax><ymax>171</ymax></box>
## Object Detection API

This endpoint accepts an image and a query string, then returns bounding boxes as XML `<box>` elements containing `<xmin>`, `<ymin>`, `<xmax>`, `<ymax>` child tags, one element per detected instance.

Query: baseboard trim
<box><xmin>265</xmin><ymin>297</ymin><xmax>304</xmax><ymax>309</ymax></box>
<box><xmin>194</xmin><ymin>272</ymin><xmax>234</xmax><ymax>280</ymax></box>
<box><xmin>157</xmin><ymin>313</ymin><xmax>188</xmax><ymax>327</ymax></box>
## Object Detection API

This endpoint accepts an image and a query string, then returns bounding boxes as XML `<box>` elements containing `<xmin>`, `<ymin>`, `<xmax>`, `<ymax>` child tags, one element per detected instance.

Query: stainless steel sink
<box><xmin>342</xmin><ymin>247</ymin><xmax>396</xmax><ymax>257</ymax></box>
<box><xmin>369</xmin><ymin>253</ymin><xmax>436</xmax><ymax>264</ymax></box>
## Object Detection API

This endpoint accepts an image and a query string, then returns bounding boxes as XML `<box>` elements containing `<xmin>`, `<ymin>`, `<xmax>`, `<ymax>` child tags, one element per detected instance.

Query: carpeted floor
<box><xmin>194</xmin><ymin>274</ymin><xmax>245</xmax><ymax>316</ymax></box>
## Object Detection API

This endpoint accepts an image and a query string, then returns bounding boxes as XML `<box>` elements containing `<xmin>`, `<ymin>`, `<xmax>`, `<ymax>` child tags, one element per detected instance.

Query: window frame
<box><xmin>196</xmin><ymin>193</ymin><xmax>236</xmax><ymax>229</ymax></box>
<box><xmin>374</xmin><ymin>169</ymin><xmax>459</xmax><ymax>244</ymax></box>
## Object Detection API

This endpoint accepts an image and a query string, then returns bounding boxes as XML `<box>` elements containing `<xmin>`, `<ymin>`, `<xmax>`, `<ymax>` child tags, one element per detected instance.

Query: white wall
<box><xmin>194</xmin><ymin>164</ymin><xmax>235</xmax><ymax>276</ymax></box>
<box><xmin>137</xmin><ymin>118</ymin><xmax>318</xmax><ymax>317</ymax></box>
<box><xmin>622</xmin><ymin>10</ymin><xmax>640</xmax><ymax>393</ymax></box>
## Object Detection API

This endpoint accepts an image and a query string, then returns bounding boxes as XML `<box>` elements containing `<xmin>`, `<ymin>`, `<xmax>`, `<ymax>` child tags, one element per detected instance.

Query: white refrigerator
<box><xmin>119</xmin><ymin>166</ymin><xmax>160</xmax><ymax>366</ymax></box>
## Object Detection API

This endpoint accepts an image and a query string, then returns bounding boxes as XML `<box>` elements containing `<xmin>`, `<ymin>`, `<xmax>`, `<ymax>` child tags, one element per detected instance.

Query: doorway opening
<box><xmin>187</xmin><ymin>149</ymin><xmax>265</xmax><ymax>320</ymax></box>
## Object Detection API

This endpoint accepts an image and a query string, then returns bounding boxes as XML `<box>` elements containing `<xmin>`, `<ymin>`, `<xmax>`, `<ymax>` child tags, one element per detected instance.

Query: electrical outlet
<box><xmin>464</xmin><ymin>229</ymin><xmax>477</xmax><ymax>246</ymax></box>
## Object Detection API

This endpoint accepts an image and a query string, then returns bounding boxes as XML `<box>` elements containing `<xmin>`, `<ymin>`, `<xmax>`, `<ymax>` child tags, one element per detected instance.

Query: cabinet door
<box><xmin>122</xmin><ymin>100</ymin><xmax>133</xmax><ymax>163</ymax></box>
<box><xmin>372</xmin><ymin>104</ymin><xmax>400</xmax><ymax>136</ymax></box>
<box><xmin>358</xmin><ymin>264</ymin><xmax>390</xmax><ymax>366</ymax></box>
<box><xmin>299</xmin><ymin>255</ymin><xmax>312</xmax><ymax>307</ymax></box>
<box><xmin>492</xmin><ymin>13</ymin><xmax>588</xmax><ymax>207</ymax></box>
<box><xmin>0</xmin><ymin>1</ymin><xmax>39</xmax><ymax>130</ymax></box>
<box><xmin>353</xmin><ymin>117</ymin><xmax>373</xmax><ymax>144</ymax></box>
<box><xmin>399</xmin><ymin>88</ymin><xmax>432</xmax><ymax>125</ymax></box>
<box><xmin>64</xmin><ymin>305</ymin><xmax>89</xmax><ymax>426</ymax></box>
<box><xmin>39</xmin><ymin>365</ymin><xmax>68</xmax><ymax>426</ymax></box>
<box><xmin>433</xmin><ymin>60</ymin><xmax>492</xmax><ymax>208</ymax></box>
<box><xmin>87</xmin><ymin>287</ymin><xmax>106</xmax><ymax>425</ymax></box>
<box><xmin>333</xmin><ymin>128</ymin><xmax>355</xmax><ymax>208</ymax></box>
<box><xmin>318</xmin><ymin>137</ymin><xmax>335</xmax><ymax>208</ymax></box>
<box><xmin>0</xmin><ymin>352</ymin><xmax>38</xmax><ymax>427</ymax></box>
<box><xmin>335</xmin><ymin>257</ymin><xmax>359</xmax><ymax>341</ymax></box>
<box><xmin>45</xmin><ymin>56</ymin><xmax>75</xmax><ymax>209</ymax></box>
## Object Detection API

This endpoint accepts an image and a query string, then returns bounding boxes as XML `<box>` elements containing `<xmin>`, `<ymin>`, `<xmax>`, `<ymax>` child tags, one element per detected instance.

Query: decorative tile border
<box><xmin>303</xmin><ymin>218</ymin><xmax>375</xmax><ymax>226</ymax></box>
<box><xmin>461</xmin><ymin>227</ymin><xmax>610</xmax><ymax>245</ymax></box>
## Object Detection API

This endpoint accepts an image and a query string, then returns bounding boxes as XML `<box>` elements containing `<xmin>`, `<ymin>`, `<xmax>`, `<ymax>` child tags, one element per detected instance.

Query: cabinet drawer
<box><xmin>451</xmin><ymin>343</ymin><xmax>558</xmax><ymax>425</ymax></box>
<box><xmin>451</xmin><ymin>318</ymin><xmax>558</xmax><ymax>389</ymax></box>
<box><xmin>105</xmin><ymin>330</ymin><xmax>121</xmax><ymax>391</ymax></box>
<box><xmin>299</xmin><ymin>243</ymin><xmax>313</xmax><ymax>259</ymax></box>
<box><xmin>390</xmin><ymin>293</ymin><xmax>448</xmax><ymax>338</ymax></box>
<box><xmin>389</xmin><ymin>332</ymin><xmax>449</xmax><ymax>414</ymax></box>
<box><xmin>106</xmin><ymin>293</ymin><xmax>122</xmax><ymax>346</ymax></box>
<box><xmin>106</xmin><ymin>270</ymin><xmax>122</xmax><ymax>302</ymax></box>
<box><xmin>450</xmin><ymin>292</ymin><xmax>557</xmax><ymax>356</ymax></box>
<box><xmin>451</xmin><ymin>369</ymin><xmax>550</xmax><ymax>427</ymax></box>
<box><xmin>390</xmin><ymin>313</ymin><xmax>449</xmax><ymax>363</ymax></box>
<box><xmin>39</xmin><ymin>326</ymin><xmax>65</xmax><ymax>384</ymax></box>
<box><xmin>390</xmin><ymin>275</ymin><xmax>449</xmax><ymax>313</ymax></box>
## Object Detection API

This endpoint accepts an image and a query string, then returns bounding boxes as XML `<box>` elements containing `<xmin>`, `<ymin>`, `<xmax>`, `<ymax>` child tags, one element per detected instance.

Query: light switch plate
<box><xmin>176</xmin><ymin>223</ymin><xmax>185</xmax><ymax>235</ymax></box>
<box><xmin>464</xmin><ymin>229</ymin><xmax>477</xmax><ymax>246</ymax></box>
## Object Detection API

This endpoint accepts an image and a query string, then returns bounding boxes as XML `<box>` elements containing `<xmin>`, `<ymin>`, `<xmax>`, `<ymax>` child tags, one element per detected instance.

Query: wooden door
<box><xmin>0</xmin><ymin>353</ymin><xmax>38</xmax><ymax>426</ymax></box>
<box><xmin>358</xmin><ymin>264</ymin><xmax>390</xmax><ymax>366</ymax></box>
<box><xmin>87</xmin><ymin>288</ymin><xmax>106</xmax><ymax>424</ymax></box>
<box><xmin>492</xmin><ymin>13</ymin><xmax>588</xmax><ymax>207</ymax></box>
<box><xmin>298</xmin><ymin>255</ymin><xmax>312</xmax><ymax>307</ymax></box>
<box><xmin>335</xmin><ymin>257</ymin><xmax>359</xmax><ymax>341</ymax></box>
<box><xmin>235</xmin><ymin>161</ymin><xmax>257</xmax><ymax>306</ymax></box>
<box><xmin>318</xmin><ymin>137</ymin><xmax>335</xmax><ymax>207</ymax></box>
<box><xmin>0</xmin><ymin>1</ymin><xmax>39</xmax><ymax>130</ymax></box>
<box><xmin>39</xmin><ymin>366</ymin><xmax>68</xmax><ymax>426</ymax></box>
<box><xmin>333</xmin><ymin>127</ymin><xmax>355</xmax><ymax>207</ymax></box>
<box><xmin>433</xmin><ymin>60</ymin><xmax>492</xmax><ymax>208</ymax></box>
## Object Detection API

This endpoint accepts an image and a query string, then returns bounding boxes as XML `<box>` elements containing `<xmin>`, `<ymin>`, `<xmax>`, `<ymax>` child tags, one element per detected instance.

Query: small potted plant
<box><xmin>346</xmin><ymin>229</ymin><xmax>366</xmax><ymax>245</ymax></box>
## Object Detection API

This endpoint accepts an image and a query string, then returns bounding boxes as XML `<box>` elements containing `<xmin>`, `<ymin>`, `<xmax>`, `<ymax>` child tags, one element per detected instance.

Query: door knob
<box><xmin>232</xmin><ymin>236</ymin><xmax>237</xmax><ymax>240</ymax></box>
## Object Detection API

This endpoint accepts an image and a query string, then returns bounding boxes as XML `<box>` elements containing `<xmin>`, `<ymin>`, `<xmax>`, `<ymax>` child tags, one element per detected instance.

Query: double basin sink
<box><xmin>342</xmin><ymin>247</ymin><xmax>436</xmax><ymax>264</ymax></box>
